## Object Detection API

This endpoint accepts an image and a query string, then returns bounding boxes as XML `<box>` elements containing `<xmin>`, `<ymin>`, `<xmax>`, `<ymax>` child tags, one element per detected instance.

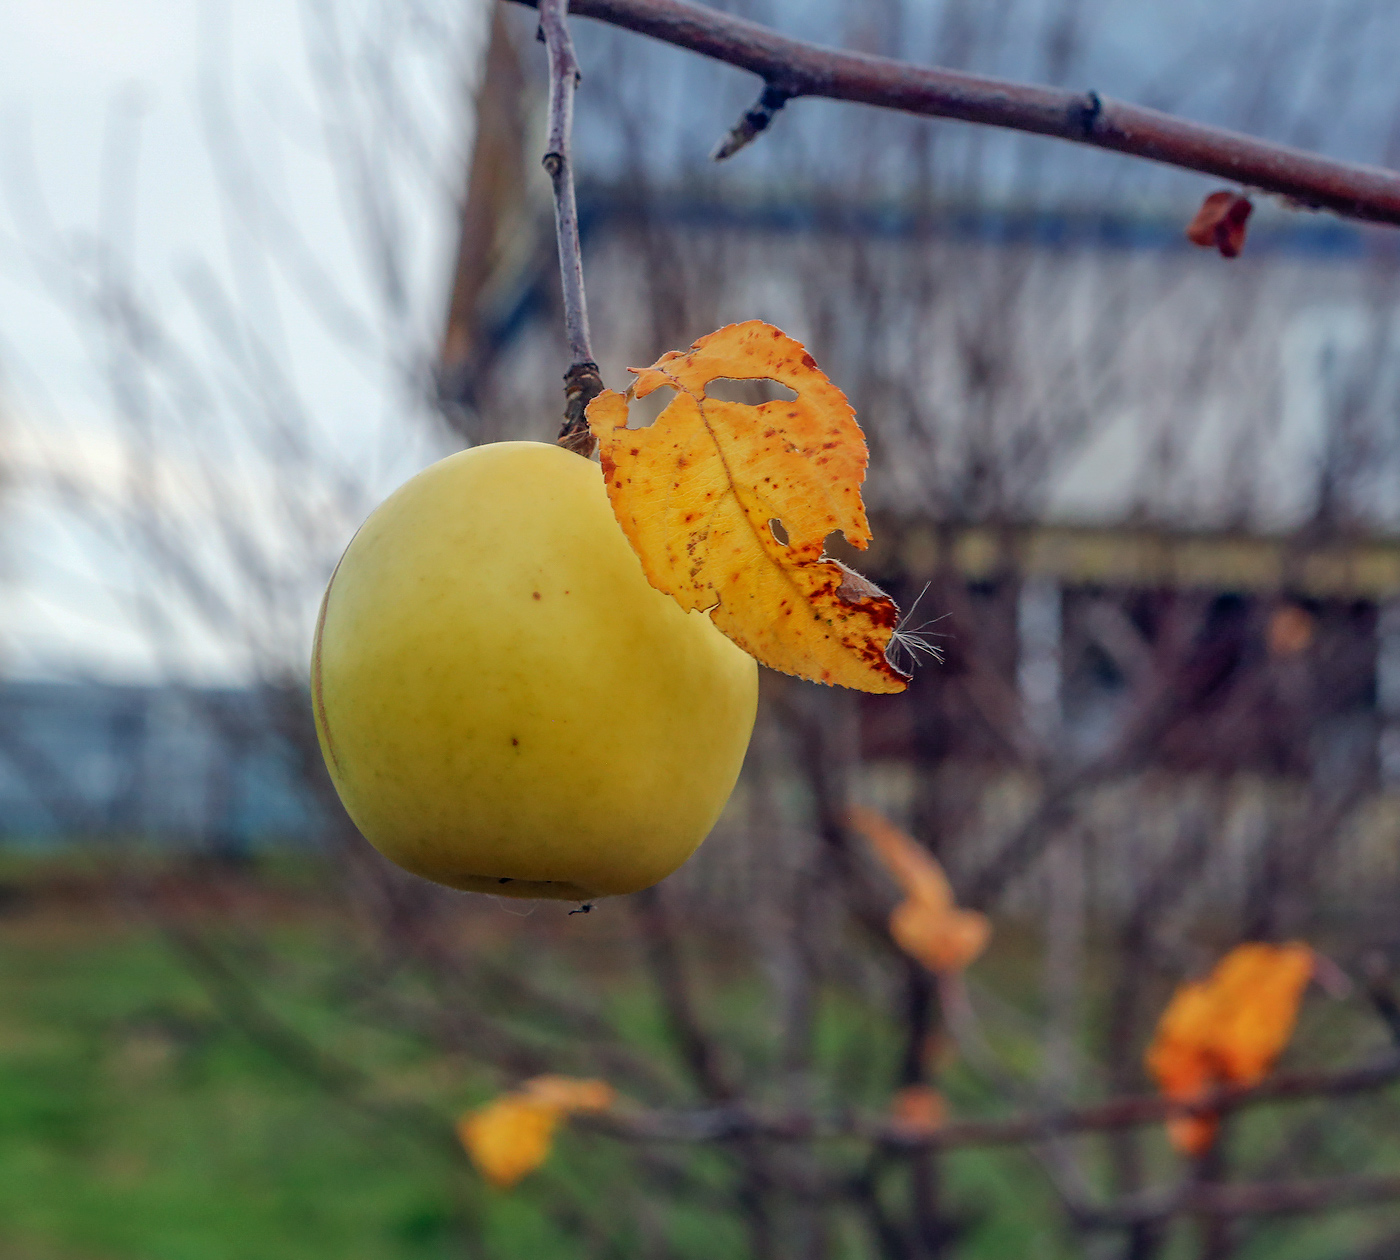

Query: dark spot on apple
<box><xmin>511</xmin><ymin>737</ymin><xmax>519</xmax><ymax>746</ymax></box>
<box><xmin>802</xmin><ymin>353</ymin><xmax>816</xmax><ymax>368</ymax></box>
<box><xmin>533</xmin><ymin>592</ymin><xmax>541</xmax><ymax>600</ymax></box>
<box><xmin>498</xmin><ymin>877</ymin><xmax>513</xmax><ymax>884</ymax></box>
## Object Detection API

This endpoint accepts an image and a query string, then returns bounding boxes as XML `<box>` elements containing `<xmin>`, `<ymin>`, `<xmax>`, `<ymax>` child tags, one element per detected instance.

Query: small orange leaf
<box><xmin>1186</xmin><ymin>191</ymin><xmax>1253</xmax><ymax>258</ymax></box>
<box><xmin>1146</xmin><ymin>942</ymin><xmax>1313</xmax><ymax>1157</ymax></box>
<box><xmin>457</xmin><ymin>1075</ymin><xmax>615</xmax><ymax>1189</ymax></box>
<box><xmin>890</xmin><ymin>900</ymin><xmax>992</xmax><ymax>974</ymax></box>
<box><xmin>849</xmin><ymin>806</ymin><xmax>991</xmax><ymax>973</ymax></box>
<box><xmin>890</xmin><ymin>1084</ymin><xmax>947</xmax><ymax>1136</ymax></box>
<box><xmin>458</xmin><ymin>1096</ymin><xmax>560</xmax><ymax>1189</ymax></box>
<box><xmin>587</xmin><ymin>321</ymin><xmax>909</xmax><ymax>694</ymax></box>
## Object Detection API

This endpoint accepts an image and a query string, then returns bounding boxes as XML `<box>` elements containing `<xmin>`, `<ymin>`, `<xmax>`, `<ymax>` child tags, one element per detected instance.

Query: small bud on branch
<box><xmin>711</xmin><ymin>82</ymin><xmax>791</xmax><ymax>162</ymax></box>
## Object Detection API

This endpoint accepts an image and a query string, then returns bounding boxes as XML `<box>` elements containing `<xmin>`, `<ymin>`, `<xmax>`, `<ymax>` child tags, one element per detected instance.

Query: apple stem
<box><xmin>538</xmin><ymin>0</ymin><xmax>603</xmax><ymax>458</ymax></box>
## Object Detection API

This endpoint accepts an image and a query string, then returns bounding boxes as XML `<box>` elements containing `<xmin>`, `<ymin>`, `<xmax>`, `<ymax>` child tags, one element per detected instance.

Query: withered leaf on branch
<box><xmin>457</xmin><ymin>1075</ymin><xmax>616</xmax><ymax>1189</ymax></box>
<box><xmin>849</xmin><ymin>805</ymin><xmax>991</xmax><ymax>973</ymax></box>
<box><xmin>586</xmin><ymin>321</ymin><xmax>909</xmax><ymax>693</ymax></box>
<box><xmin>1186</xmin><ymin>190</ymin><xmax>1253</xmax><ymax>258</ymax></box>
<box><xmin>1145</xmin><ymin>942</ymin><xmax>1313</xmax><ymax>1157</ymax></box>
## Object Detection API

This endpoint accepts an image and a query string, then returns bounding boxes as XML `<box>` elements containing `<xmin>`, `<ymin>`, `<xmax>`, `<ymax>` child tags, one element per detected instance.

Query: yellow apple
<box><xmin>311</xmin><ymin>440</ymin><xmax>758</xmax><ymax>901</ymax></box>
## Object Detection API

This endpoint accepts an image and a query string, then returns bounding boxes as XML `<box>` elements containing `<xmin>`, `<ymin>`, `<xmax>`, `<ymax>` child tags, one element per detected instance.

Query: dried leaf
<box><xmin>457</xmin><ymin>1075</ymin><xmax>615</xmax><ymax>1189</ymax></box>
<box><xmin>890</xmin><ymin>1084</ymin><xmax>947</xmax><ymax>1136</ymax></box>
<box><xmin>1146</xmin><ymin>942</ymin><xmax>1313</xmax><ymax>1157</ymax></box>
<box><xmin>849</xmin><ymin>805</ymin><xmax>991</xmax><ymax>973</ymax></box>
<box><xmin>890</xmin><ymin>900</ymin><xmax>992</xmax><ymax>975</ymax></box>
<box><xmin>458</xmin><ymin>1096</ymin><xmax>560</xmax><ymax>1189</ymax></box>
<box><xmin>1186</xmin><ymin>191</ymin><xmax>1253</xmax><ymax>258</ymax></box>
<box><xmin>587</xmin><ymin>321</ymin><xmax>909</xmax><ymax>693</ymax></box>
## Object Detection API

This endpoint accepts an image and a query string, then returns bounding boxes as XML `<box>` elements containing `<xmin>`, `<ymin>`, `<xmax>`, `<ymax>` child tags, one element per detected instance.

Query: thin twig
<box><xmin>1081</xmin><ymin>1172</ymin><xmax>1400</xmax><ymax>1229</ymax></box>
<box><xmin>580</xmin><ymin>1050</ymin><xmax>1400</xmax><ymax>1150</ymax></box>
<box><xmin>631</xmin><ymin>886</ymin><xmax>736</xmax><ymax>1101</ymax></box>
<box><xmin>161</xmin><ymin>920</ymin><xmax>457</xmax><ymax>1155</ymax></box>
<box><xmin>508</xmin><ymin>0</ymin><xmax>1400</xmax><ymax>228</ymax></box>
<box><xmin>629</xmin><ymin>887</ymin><xmax>778</xmax><ymax>1257</ymax></box>
<box><xmin>1362</xmin><ymin>953</ymin><xmax>1400</xmax><ymax>1049</ymax></box>
<box><xmin>537</xmin><ymin>0</ymin><xmax>604</xmax><ymax>456</ymax></box>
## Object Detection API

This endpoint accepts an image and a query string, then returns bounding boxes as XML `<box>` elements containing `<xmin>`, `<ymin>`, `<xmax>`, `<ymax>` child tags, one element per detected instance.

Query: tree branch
<box><xmin>537</xmin><ymin>0</ymin><xmax>603</xmax><ymax>456</ymax></box>
<box><xmin>1082</xmin><ymin>1173</ymin><xmax>1400</xmax><ymax>1229</ymax></box>
<box><xmin>582</xmin><ymin>1050</ymin><xmax>1400</xmax><ymax>1150</ymax></box>
<box><xmin>161</xmin><ymin>920</ymin><xmax>456</xmax><ymax>1155</ymax></box>
<box><xmin>508</xmin><ymin>0</ymin><xmax>1400</xmax><ymax>229</ymax></box>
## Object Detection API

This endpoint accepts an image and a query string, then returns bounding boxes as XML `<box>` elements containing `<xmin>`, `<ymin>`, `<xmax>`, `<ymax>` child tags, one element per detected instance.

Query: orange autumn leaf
<box><xmin>457</xmin><ymin>1075</ymin><xmax>615</xmax><ymax>1189</ymax></box>
<box><xmin>458</xmin><ymin>1095</ymin><xmax>560</xmax><ymax>1189</ymax></box>
<box><xmin>586</xmin><ymin>321</ymin><xmax>909</xmax><ymax>694</ymax></box>
<box><xmin>890</xmin><ymin>1084</ymin><xmax>947</xmax><ymax>1136</ymax></box>
<box><xmin>849</xmin><ymin>805</ymin><xmax>991</xmax><ymax>973</ymax></box>
<box><xmin>1146</xmin><ymin>942</ymin><xmax>1313</xmax><ymax>1157</ymax></box>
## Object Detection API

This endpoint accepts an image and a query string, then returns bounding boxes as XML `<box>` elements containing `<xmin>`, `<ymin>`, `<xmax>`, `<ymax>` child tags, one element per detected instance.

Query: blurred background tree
<box><xmin>5</xmin><ymin>1</ymin><xmax>1400</xmax><ymax>1258</ymax></box>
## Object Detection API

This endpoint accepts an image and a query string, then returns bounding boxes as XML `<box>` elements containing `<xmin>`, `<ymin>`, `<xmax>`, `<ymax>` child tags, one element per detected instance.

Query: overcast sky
<box><xmin>0</xmin><ymin>0</ymin><xmax>485</xmax><ymax>681</ymax></box>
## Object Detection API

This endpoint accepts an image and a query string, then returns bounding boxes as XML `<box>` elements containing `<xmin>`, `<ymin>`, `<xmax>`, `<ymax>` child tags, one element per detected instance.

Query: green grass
<box><xmin>0</xmin><ymin>875</ymin><xmax>1046</xmax><ymax>1260</ymax></box>
<box><xmin>4</xmin><ymin>859</ymin><xmax>1400</xmax><ymax>1259</ymax></box>
<box><xmin>0</xmin><ymin>920</ymin><xmax>475</xmax><ymax>1260</ymax></box>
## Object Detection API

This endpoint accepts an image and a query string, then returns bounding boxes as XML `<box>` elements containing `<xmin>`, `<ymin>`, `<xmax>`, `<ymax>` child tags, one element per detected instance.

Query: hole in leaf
<box><xmin>704</xmin><ymin>377</ymin><xmax>798</xmax><ymax>405</ymax></box>
<box><xmin>626</xmin><ymin>386</ymin><xmax>678</xmax><ymax>429</ymax></box>
<box><xmin>769</xmin><ymin>518</ymin><xmax>790</xmax><ymax>546</ymax></box>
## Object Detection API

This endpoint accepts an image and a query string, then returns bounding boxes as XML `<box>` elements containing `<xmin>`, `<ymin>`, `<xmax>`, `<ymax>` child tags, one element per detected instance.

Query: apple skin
<box><xmin>311</xmin><ymin>441</ymin><xmax>758</xmax><ymax>901</ymax></box>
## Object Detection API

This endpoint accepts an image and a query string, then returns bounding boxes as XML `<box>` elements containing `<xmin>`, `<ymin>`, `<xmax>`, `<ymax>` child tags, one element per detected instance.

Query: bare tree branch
<box><xmin>582</xmin><ymin>1050</ymin><xmax>1400</xmax><ymax>1150</ymax></box>
<box><xmin>507</xmin><ymin>0</ymin><xmax>1400</xmax><ymax>228</ymax></box>
<box><xmin>1083</xmin><ymin>1172</ymin><xmax>1400</xmax><ymax>1229</ymax></box>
